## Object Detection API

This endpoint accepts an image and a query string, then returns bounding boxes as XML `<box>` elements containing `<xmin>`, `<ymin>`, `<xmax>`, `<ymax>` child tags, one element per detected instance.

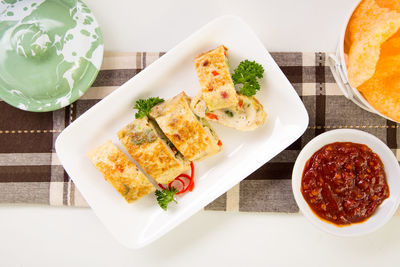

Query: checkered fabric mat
<box><xmin>0</xmin><ymin>52</ymin><xmax>399</xmax><ymax>213</ymax></box>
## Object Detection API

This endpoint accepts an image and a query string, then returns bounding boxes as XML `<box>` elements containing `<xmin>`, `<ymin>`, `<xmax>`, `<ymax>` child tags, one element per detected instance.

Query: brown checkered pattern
<box><xmin>0</xmin><ymin>52</ymin><xmax>399</xmax><ymax>212</ymax></box>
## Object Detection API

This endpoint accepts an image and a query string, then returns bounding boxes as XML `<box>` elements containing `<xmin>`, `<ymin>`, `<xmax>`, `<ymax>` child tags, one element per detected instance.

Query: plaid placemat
<box><xmin>0</xmin><ymin>52</ymin><xmax>399</xmax><ymax>213</ymax></box>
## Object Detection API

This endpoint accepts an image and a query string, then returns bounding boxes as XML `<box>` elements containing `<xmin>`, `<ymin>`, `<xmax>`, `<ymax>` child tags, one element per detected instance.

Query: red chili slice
<box><xmin>212</xmin><ymin>70</ymin><xmax>219</xmax><ymax>76</ymax></box>
<box><xmin>176</xmin><ymin>174</ymin><xmax>191</xmax><ymax>195</ymax></box>
<box><xmin>168</xmin><ymin>177</ymin><xmax>185</xmax><ymax>192</ymax></box>
<box><xmin>187</xmin><ymin>161</ymin><xmax>195</xmax><ymax>192</ymax></box>
<box><xmin>158</xmin><ymin>162</ymin><xmax>195</xmax><ymax>195</ymax></box>
<box><xmin>217</xmin><ymin>140</ymin><xmax>222</xmax><ymax>146</ymax></box>
<box><xmin>206</xmin><ymin>113</ymin><xmax>218</xmax><ymax>120</ymax></box>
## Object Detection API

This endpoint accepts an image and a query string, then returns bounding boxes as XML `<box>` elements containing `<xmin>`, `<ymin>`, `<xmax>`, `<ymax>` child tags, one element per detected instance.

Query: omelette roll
<box><xmin>87</xmin><ymin>141</ymin><xmax>155</xmax><ymax>203</ymax></box>
<box><xmin>118</xmin><ymin>117</ymin><xmax>190</xmax><ymax>184</ymax></box>
<box><xmin>194</xmin><ymin>45</ymin><xmax>238</xmax><ymax>111</ymax></box>
<box><xmin>191</xmin><ymin>92</ymin><xmax>267</xmax><ymax>131</ymax></box>
<box><xmin>150</xmin><ymin>92</ymin><xmax>222</xmax><ymax>162</ymax></box>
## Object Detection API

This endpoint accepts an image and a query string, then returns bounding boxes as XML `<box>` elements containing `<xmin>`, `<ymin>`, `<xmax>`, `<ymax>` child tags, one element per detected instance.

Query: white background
<box><xmin>2</xmin><ymin>0</ymin><xmax>400</xmax><ymax>266</ymax></box>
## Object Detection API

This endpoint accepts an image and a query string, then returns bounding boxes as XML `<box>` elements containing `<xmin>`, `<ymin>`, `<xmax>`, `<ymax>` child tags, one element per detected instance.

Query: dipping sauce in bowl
<box><xmin>301</xmin><ymin>142</ymin><xmax>389</xmax><ymax>226</ymax></box>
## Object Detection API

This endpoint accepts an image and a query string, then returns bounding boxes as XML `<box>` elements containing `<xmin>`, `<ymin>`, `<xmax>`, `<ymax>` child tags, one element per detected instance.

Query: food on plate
<box><xmin>191</xmin><ymin>56</ymin><xmax>266</xmax><ymax>131</ymax></box>
<box><xmin>231</xmin><ymin>60</ymin><xmax>265</xmax><ymax>96</ymax></box>
<box><xmin>358</xmin><ymin>30</ymin><xmax>400</xmax><ymax>121</ymax></box>
<box><xmin>301</xmin><ymin>142</ymin><xmax>389</xmax><ymax>225</ymax></box>
<box><xmin>87</xmin><ymin>141</ymin><xmax>155</xmax><ymax>203</ymax></box>
<box><xmin>194</xmin><ymin>45</ymin><xmax>238</xmax><ymax>111</ymax></box>
<box><xmin>192</xmin><ymin>47</ymin><xmax>267</xmax><ymax>131</ymax></box>
<box><xmin>118</xmin><ymin>117</ymin><xmax>190</xmax><ymax>184</ymax></box>
<box><xmin>345</xmin><ymin>0</ymin><xmax>400</xmax><ymax>88</ymax></box>
<box><xmin>191</xmin><ymin>91</ymin><xmax>267</xmax><ymax>131</ymax></box>
<box><xmin>150</xmin><ymin>92</ymin><xmax>222</xmax><ymax>161</ymax></box>
<box><xmin>86</xmin><ymin>46</ymin><xmax>268</xmax><ymax>210</ymax></box>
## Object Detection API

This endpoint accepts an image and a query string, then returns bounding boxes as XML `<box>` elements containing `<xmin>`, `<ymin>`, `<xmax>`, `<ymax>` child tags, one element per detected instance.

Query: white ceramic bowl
<box><xmin>292</xmin><ymin>129</ymin><xmax>400</xmax><ymax>236</ymax></box>
<box><xmin>327</xmin><ymin>0</ymin><xmax>399</xmax><ymax>123</ymax></box>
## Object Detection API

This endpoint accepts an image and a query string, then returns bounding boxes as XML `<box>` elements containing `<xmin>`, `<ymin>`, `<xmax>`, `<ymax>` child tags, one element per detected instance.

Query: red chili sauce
<box><xmin>301</xmin><ymin>142</ymin><xmax>389</xmax><ymax>225</ymax></box>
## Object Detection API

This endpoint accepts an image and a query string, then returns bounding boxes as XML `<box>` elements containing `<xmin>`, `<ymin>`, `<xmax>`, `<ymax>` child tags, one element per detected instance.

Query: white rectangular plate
<box><xmin>56</xmin><ymin>15</ymin><xmax>309</xmax><ymax>249</ymax></box>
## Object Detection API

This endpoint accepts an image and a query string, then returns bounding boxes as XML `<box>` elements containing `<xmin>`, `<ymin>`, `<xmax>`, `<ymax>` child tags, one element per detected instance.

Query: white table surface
<box><xmin>2</xmin><ymin>0</ymin><xmax>400</xmax><ymax>266</ymax></box>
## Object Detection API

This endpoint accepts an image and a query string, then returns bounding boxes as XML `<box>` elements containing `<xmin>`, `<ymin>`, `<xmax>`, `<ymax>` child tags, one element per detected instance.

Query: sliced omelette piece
<box><xmin>194</xmin><ymin>45</ymin><xmax>238</xmax><ymax>111</ymax></box>
<box><xmin>87</xmin><ymin>141</ymin><xmax>155</xmax><ymax>203</ymax></box>
<box><xmin>118</xmin><ymin>117</ymin><xmax>190</xmax><ymax>184</ymax></box>
<box><xmin>149</xmin><ymin>92</ymin><xmax>222</xmax><ymax>162</ymax></box>
<box><xmin>191</xmin><ymin>91</ymin><xmax>267</xmax><ymax>131</ymax></box>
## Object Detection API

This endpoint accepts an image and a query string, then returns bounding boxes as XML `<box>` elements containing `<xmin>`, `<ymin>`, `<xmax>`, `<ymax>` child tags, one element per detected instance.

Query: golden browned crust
<box><xmin>87</xmin><ymin>141</ymin><xmax>155</xmax><ymax>203</ymax></box>
<box><xmin>117</xmin><ymin>117</ymin><xmax>189</xmax><ymax>184</ymax></box>
<box><xmin>150</xmin><ymin>92</ymin><xmax>222</xmax><ymax>161</ymax></box>
<box><xmin>194</xmin><ymin>45</ymin><xmax>238</xmax><ymax>111</ymax></box>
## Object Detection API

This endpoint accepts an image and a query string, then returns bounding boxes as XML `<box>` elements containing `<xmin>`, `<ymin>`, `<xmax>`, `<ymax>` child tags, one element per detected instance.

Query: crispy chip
<box><xmin>380</xmin><ymin>29</ymin><xmax>400</xmax><ymax>57</ymax></box>
<box><xmin>358</xmin><ymin>33</ymin><xmax>400</xmax><ymax>122</ymax></box>
<box><xmin>376</xmin><ymin>0</ymin><xmax>400</xmax><ymax>12</ymax></box>
<box><xmin>346</xmin><ymin>0</ymin><xmax>400</xmax><ymax>88</ymax></box>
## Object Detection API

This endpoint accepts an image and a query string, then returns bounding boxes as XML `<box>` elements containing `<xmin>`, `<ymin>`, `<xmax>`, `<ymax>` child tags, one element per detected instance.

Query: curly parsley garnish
<box><xmin>231</xmin><ymin>60</ymin><xmax>264</xmax><ymax>96</ymax></box>
<box><xmin>133</xmin><ymin>97</ymin><xmax>164</xmax><ymax>119</ymax></box>
<box><xmin>155</xmin><ymin>187</ymin><xmax>178</xmax><ymax>211</ymax></box>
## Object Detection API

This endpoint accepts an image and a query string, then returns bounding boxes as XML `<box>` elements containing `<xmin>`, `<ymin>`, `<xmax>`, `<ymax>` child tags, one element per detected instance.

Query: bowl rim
<box><xmin>292</xmin><ymin>129</ymin><xmax>400</xmax><ymax>236</ymax></box>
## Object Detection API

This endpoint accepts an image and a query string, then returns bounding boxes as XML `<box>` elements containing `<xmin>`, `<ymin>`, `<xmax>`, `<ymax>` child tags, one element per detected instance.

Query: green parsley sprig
<box><xmin>231</xmin><ymin>60</ymin><xmax>264</xmax><ymax>96</ymax></box>
<box><xmin>155</xmin><ymin>187</ymin><xmax>178</xmax><ymax>211</ymax></box>
<box><xmin>133</xmin><ymin>97</ymin><xmax>164</xmax><ymax>119</ymax></box>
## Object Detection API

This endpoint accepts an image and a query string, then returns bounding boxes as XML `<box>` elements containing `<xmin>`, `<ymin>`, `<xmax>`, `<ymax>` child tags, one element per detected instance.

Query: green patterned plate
<box><xmin>0</xmin><ymin>0</ymin><xmax>103</xmax><ymax>112</ymax></box>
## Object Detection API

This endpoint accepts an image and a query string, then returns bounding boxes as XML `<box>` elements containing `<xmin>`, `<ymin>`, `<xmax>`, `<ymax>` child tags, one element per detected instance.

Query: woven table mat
<box><xmin>0</xmin><ymin>52</ymin><xmax>399</xmax><ymax>213</ymax></box>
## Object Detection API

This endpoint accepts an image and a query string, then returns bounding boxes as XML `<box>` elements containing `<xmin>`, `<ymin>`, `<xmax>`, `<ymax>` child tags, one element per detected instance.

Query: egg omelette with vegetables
<box><xmin>87</xmin><ymin>45</ymin><xmax>267</xmax><ymax>210</ymax></box>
